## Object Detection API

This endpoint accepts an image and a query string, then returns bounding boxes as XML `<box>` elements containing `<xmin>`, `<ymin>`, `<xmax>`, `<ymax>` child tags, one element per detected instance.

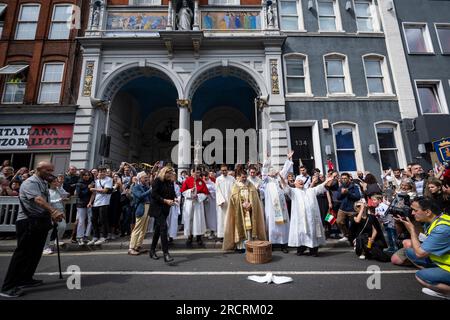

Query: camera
<box><xmin>443</xmin><ymin>161</ymin><xmax>450</xmax><ymax>170</ymax></box>
<box><xmin>386</xmin><ymin>193</ymin><xmax>412</xmax><ymax>218</ymax></box>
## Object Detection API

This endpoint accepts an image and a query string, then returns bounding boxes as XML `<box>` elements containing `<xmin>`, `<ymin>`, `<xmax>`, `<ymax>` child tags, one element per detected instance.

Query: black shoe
<box><xmin>149</xmin><ymin>249</ymin><xmax>159</xmax><ymax>260</ymax></box>
<box><xmin>197</xmin><ymin>236</ymin><xmax>204</xmax><ymax>246</ymax></box>
<box><xmin>164</xmin><ymin>253</ymin><xmax>174</xmax><ymax>263</ymax></box>
<box><xmin>296</xmin><ymin>246</ymin><xmax>307</xmax><ymax>256</ymax></box>
<box><xmin>168</xmin><ymin>237</ymin><xmax>173</xmax><ymax>243</ymax></box>
<box><xmin>282</xmin><ymin>245</ymin><xmax>289</xmax><ymax>254</ymax></box>
<box><xmin>0</xmin><ymin>287</ymin><xmax>23</xmax><ymax>298</ymax></box>
<box><xmin>18</xmin><ymin>279</ymin><xmax>44</xmax><ymax>289</ymax></box>
<box><xmin>309</xmin><ymin>247</ymin><xmax>319</xmax><ymax>257</ymax></box>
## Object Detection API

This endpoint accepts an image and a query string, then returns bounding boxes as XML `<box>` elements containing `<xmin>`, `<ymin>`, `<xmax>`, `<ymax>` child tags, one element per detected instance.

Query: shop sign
<box><xmin>0</xmin><ymin>125</ymin><xmax>73</xmax><ymax>150</ymax></box>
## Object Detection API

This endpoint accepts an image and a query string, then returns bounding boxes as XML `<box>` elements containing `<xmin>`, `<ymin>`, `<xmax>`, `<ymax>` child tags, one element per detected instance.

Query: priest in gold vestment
<box><xmin>223</xmin><ymin>167</ymin><xmax>266</xmax><ymax>251</ymax></box>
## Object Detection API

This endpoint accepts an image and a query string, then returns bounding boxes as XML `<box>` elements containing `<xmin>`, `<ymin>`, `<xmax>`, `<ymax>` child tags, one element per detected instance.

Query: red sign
<box><xmin>0</xmin><ymin>125</ymin><xmax>73</xmax><ymax>150</ymax></box>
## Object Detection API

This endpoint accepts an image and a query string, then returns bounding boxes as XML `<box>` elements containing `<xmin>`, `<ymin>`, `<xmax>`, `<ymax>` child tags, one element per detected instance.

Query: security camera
<box><xmin>90</xmin><ymin>97</ymin><xmax>109</xmax><ymax>109</ymax></box>
<box><xmin>258</xmin><ymin>95</ymin><xmax>269</xmax><ymax>103</ymax></box>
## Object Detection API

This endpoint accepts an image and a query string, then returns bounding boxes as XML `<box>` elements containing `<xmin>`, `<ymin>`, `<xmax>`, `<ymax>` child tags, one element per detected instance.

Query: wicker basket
<box><xmin>245</xmin><ymin>241</ymin><xmax>272</xmax><ymax>264</ymax></box>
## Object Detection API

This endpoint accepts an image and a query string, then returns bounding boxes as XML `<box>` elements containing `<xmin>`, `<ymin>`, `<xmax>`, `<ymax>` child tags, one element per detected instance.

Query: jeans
<box><xmin>92</xmin><ymin>205</ymin><xmax>110</xmax><ymax>239</ymax></box>
<box><xmin>44</xmin><ymin>219</ymin><xmax>67</xmax><ymax>249</ymax></box>
<box><xmin>384</xmin><ymin>225</ymin><xmax>398</xmax><ymax>251</ymax></box>
<box><xmin>406</xmin><ymin>248</ymin><xmax>450</xmax><ymax>285</ymax></box>
<box><xmin>121</xmin><ymin>204</ymin><xmax>132</xmax><ymax>235</ymax></box>
<box><xmin>76</xmin><ymin>207</ymin><xmax>92</xmax><ymax>239</ymax></box>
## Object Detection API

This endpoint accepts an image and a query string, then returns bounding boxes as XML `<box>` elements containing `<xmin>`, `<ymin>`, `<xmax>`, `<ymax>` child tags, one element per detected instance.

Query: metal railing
<box><xmin>0</xmin><ymin>196</ymin><xmax>78</xmax><ymax>232</ymax></box>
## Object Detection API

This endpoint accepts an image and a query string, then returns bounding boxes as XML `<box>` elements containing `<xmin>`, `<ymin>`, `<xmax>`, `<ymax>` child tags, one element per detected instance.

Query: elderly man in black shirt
<box><xmin>0</xmin><ymin>162</ymin><xmax>64</xmax><ymax>298</ymax></box>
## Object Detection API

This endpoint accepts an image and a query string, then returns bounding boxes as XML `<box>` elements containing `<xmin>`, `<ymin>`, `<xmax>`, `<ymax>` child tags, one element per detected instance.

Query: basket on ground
<box><xmin>245</xmin><ymin>240</ymin><xmax>272</xmax><ymax>264</ymax></box>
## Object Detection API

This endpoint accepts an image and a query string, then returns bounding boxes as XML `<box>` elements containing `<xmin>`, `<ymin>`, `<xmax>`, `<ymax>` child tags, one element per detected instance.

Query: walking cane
<box><xmin>53</xmin><ymin>223</ymin><xmax>63</xmax><ymax>279</ymax></box>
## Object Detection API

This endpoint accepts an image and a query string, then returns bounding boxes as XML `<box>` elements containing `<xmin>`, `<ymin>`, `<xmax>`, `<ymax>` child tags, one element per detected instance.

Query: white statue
<box><xmin>177</xmin><ymin>0</ymin><xmax>193</xmax><ymax>31</ymax></box>
<box><xmin>267</xmin><ymin>4</ymin><xmax>274</xmax><ymax>28</ymax></box>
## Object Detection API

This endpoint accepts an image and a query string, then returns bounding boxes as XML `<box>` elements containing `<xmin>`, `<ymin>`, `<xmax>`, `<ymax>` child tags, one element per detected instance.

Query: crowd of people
<box><xmin>0</xmin><ymin>155</ymin><xmax>449</xmax><ymax>299</ymax></box>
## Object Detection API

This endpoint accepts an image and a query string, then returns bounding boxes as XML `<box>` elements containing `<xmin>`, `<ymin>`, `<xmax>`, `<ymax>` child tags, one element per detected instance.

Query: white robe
<box><xmin>285</xmin><ymin>183</ymin><xmax>327</xmax><ymax>248</ymax></box>
<box><xmin>215</xmin><ymin>175</ymin><xmax>235</xmax><ymax>238</ymax></box>
<box><xmin>205</xmin><ymin>180</ymin><xmax>217</xmax><ymax>232</ymax></box>
<box><xmin>167</xmin><ymin>183</ymin><xmax>181</xmax><ymax>239</ymax></box>
<box><xmin>182</xmin><ymin>188</ymin><xmax>207</xmax><ymax>237</ymax></box>
<box><xmin>261</xmin><ymin>159</ymin><xmax>291</xmax><ymax>244</ymax></box>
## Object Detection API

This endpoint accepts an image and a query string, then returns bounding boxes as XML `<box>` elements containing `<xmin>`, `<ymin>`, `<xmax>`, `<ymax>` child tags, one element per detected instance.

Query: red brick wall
<box><xmin>0</xmin><ymin>0</ymin><xmax>90</xmax><ymax>106</ymax></box>
<box><xmin>110</xmin><ymin>0</ymin><xmax>262</xmax><ymax>6</ymax></box>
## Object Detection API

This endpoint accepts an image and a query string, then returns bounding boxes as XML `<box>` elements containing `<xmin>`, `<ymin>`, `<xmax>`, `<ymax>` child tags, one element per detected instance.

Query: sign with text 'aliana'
<box><xmin>0</xmin><ymin>125</ymin><xmax>73</xmax><ymax>150</ymax></box>
<box><xmin>433</xmin><ymin>137</ymin><xmax>450</xmax><ymax>163</ymax></box>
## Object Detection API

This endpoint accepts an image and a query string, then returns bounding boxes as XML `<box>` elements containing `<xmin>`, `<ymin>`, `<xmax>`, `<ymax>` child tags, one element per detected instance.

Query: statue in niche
<box><xmin>91</xmin><ymin>0</ymin><xmax>102</xmax><ymax>27</ymax></box>
<box><xmin>176</xmin><ymin>0</ymin><xmax>193</xmax><ymax>31</ymax></box>
<box><xmin>266</xmin><ymin>1</ymin><xmax>275</xmax><ymax>28</ymax></box>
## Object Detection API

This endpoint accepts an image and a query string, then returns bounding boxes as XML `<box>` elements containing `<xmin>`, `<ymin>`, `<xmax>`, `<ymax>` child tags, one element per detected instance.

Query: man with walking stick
<box><xmin>0</xmin><ymin>161</ymin><xmax>64</xmax><ymax>298</ymax></box>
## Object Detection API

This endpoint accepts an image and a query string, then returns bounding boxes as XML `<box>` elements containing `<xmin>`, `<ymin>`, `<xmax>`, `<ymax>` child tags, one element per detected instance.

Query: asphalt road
<box><xmin>0</xmin><ymin>247</ymin><xmax>437</xmax><ymax>301</ymax></box>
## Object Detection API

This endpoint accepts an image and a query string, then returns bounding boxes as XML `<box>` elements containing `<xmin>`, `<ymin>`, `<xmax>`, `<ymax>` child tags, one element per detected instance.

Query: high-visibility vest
<box><xmin>425</xmin><ymin>214</ymin><xmax>450</xmax><ymax>272</ymax></box>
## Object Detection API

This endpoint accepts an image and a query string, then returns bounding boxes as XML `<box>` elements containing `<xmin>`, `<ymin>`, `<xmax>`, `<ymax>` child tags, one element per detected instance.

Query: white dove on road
<box><xmin>247</xmin><ymin>272</ymin><xmax>293</xmax><ymax>285</ymax></box>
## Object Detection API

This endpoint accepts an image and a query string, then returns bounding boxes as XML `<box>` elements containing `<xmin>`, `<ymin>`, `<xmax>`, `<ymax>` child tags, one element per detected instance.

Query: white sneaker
<box><xmin>94</xmin><ymin>237</ymin><xmax>106</xmax><ymax>245</ymax></box>
<box><xmin>43</xmin><ymin>248</ymin><xmax>53</xmax><ymax>255</ymax></box>
<box><xmin>359</xmin><ymin>255</ymin><xmax>366</xmax><ymax>260</ymax></box>
<box><xmin>87</xmin><ymin>238</ymin><xmax>97</xmax><ymax>246</ymax></box>
<box><xmin>338</xmin><ymin>237</ymin><xmax>349</xmax><ymax>242</ymax></box>
<box><xmin>77</xmin><ymin>238</ymin><xmax>85</xmax><ymax>246</ymax></box>
<box><xmin>422</xmin><ymin>288</ymin><xmax>450</xmax><ymax>300</ymax></box>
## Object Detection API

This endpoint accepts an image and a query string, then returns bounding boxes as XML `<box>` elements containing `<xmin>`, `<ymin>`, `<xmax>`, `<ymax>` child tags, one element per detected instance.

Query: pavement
<box><xmin>0</xmin><ymin>234</ymin><xmax>442</xmax><ymax>301</ymax></box>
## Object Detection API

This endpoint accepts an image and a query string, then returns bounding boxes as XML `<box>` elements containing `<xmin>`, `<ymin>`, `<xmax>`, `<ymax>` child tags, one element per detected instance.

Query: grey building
<box><xmin>280</xmin><ymin>0</ymin><xmax>414</xmax><ymax>177</ymax></box>
<box><xmin>390</xmin><ymin>0</ymin><xmax>450</xmax><ymax>169</ymax></box>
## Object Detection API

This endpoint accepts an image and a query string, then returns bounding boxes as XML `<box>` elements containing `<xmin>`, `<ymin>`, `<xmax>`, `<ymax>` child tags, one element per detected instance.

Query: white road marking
<box><xmin>35</xmin><ymin>270</ymin><xmax>417</xmax><ymax>276</ymax></box>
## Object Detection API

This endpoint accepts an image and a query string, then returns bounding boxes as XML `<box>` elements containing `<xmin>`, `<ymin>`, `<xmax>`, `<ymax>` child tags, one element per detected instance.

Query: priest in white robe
<box><xmin>260</xmin><ymin>153</ymin><xmax>293</xmax><ymax>253</ymax></box>
<box><xmin>215</xmin><ymin>164</ymin><xmax>235</xmax><ymax>240</ymax></box>
<box><xmin>280</xmin><ymin>152</ymin><xmax>335</xmax><ymax>256</ymax></box>
<box><xmin>167</xmin><ymin>181</ymin><xmax>181</xmax><ymax>241</ymax></box>
<box><xmin>203</xmin><ymin>173</ymin><xmax>217</xmax><ymax>239</ymax></box>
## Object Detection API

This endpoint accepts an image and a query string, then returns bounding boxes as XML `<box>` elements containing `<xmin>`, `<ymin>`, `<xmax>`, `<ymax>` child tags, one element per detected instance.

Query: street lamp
<box><xmin>90</xmin><ymin>97</ymin><xmax>111</xmax><ymax>164</ymax></box>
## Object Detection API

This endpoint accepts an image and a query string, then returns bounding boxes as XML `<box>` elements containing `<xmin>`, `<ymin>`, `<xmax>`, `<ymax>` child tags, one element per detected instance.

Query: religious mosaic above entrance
<box><xmin>106</xmin><ymin>12</ymin><xmax>168</xmax><ymax>31</ymax></box>
<box><xmin>201</xmin><ymin>11</ymin><xmax>261</xmax><ymax>30</ymax></box>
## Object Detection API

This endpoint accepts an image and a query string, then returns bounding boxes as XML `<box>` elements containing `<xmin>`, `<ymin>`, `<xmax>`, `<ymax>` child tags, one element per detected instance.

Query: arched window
<box><xmin>375</xmin><ymin>122</ymin><xmax>406</xmax><ymax>171</ymax></box>
<box><xmin>363</xmin><ymin>54</ymin><xmax>393</xmax><ymax>95</ymax></box>
<box><xmin>324</xmin><ymin>53</ymin><xmax>353</xmax><ymax>95</ymax></box>
<box><xmin>332</xmin><ymin>122</ymin><xmax>363</xmax><ymax>172</ymax></box>
<box><xmin>38</xmin><ymin>63</ymin><xmax>65</xmax><ymax>104</ymax></box>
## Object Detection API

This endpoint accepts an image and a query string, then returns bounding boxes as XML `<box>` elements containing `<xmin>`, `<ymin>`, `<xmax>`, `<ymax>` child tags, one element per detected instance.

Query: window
<box><xmin>15</xmin><ymin>4</ymin><xmax>40</xmax><ymax>40</ymax></box>
<box><xmin>49</xmin><ymin>5</ymin><xmax>73</xmax><ymax>39</ymax></box>
<box><xmin>363</xmin><ymin>56</ymin><xmax>390</xmax><ymax>94</ymax></box>
<box><xmin>0</xmin><ymin>4</ymin><xmax>6</xmax><ymax>37</ymax></box>
<box><xmin>0</xmin><ymin>64</ymin><xmax>28</xmax><ymax>103</ymax></box>
<box><xmin>354</xmin><ymin>0</ymin><xmax>379</xmax><ymax>32</ymax></box>
<box><xmin>208</xmin><ymin>0</ymin><xmax>240</xmax><ymax>4</ymax></box>
<box><xmin>131</xmin><ymin>0</ymin><xmax>162</xmax><ymax>4</ymax></box>
<box><xmin>279</xmin><ymin>0</ymin><xmax>304</xmax><ymax>31</ymax></box>
<box><xmin>38</xmin><ymin>63</ymin><xmax>64</xmax><ymax>104</ymax></box>
<box><xmin>436</xmin><ymin>24</ymin><xmax>450</xmax><ymax>54</ymax></box>
<box><xmin>403</xmin><ymin>23</ymin><xmax>434</xmax><ymax>54</ymax></box>
<box><xmin>415</xmin><ymin>81</ymin><xmax>448</xmax><ymax>114</ymax></box>
<box><xmin>376</xmin><ymin>125</ymin><xmax>399</xmax><ymax>170</ymax></box>
<box><xmin>333</xmin><ymin>124</ymin><xmax>359</xmax><ymax>172</ymax></box>
<box><xmin>324</xmin><ymin>54</ymin><xmax>352</xmax><ymax>95</ymax></box>
<box><xmin>285</xmin><ymin>54</ymin><xmax>312</xmax><ymax>95</ymax></box>
<box><xmin>317</xmin><ymin>0</ymin><xmax>341</xmax><ymax>32</ymax></box>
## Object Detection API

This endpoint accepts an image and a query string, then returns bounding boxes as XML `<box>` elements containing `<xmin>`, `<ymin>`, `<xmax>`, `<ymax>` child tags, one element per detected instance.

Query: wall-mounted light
<box><xmin>345</xmin><ymin>0</ymin><xmax>352</xmax><ymax>11</ymax></box>
<box><xmin>368</xmin><ymin>144</ymin><xmax>377</xmax><ymax>155</ymax></box>
<box><xmin>308</xmin><ymin>0</ymin><xmax>314</xmax><ymax>10</ymax></box>
<box><xmin>322</xmin><ymin>119</ymin><xmax>330</xmax><ymax>130</ymax></box>
<box><xmin>325</xmin><ymin>145</ymin><xmax>332</xmax><ymax>155</ymax></box>
<box><xmin>418</xmin><ymin>143</ymin><xmax>427</xmax><ymax>154</ymax></box>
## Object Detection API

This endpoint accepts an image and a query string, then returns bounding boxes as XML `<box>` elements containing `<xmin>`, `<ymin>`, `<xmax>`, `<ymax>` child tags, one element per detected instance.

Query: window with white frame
<box><xmin>376</xmin><ymin>124</ymin><xmax>399</xmax><ymax>170</ymax></box>
<box><xmin>15</xmin><ymin>4</ymin><xmax>40</xmax><ymax>40</ymax></box>
<box><xmin>354</xmin><ymin>0</ymin><xmax>379</xmax><ymax>32</ymax></box>
<box><xmin>317</xmin><ymin>0</ymin><xmax>341</xmax><ymax>32</ymax></box>
<box><xmin>325</xmin><ymin>54</ymin><xmax>351</xmax><ymax>94</ymax></box>
<box><xmin>364</xmin><ymin>56</ymin><xmax>385</xmax><ymax>94</ymax></box>
<box><xmin>403</xmin><ymin>23</ymin><xmax>434</xmax><ymax>53</ymax></box>
<box><xmin>131</xmin><ymin>0</ymin><xmax>162</xmax><ymax>5</ymax></box>
<box><xmin>279</xmin><ymin>0</ymin><xmax>303</xmax><ymax>31</ymax></box>
<box><xmin>334</xmin><ymin>124</ymin><xmax>358</xmax><ymax>172</ymax></box>
<box><xmin>0</xmin><ymin>4</ymin><xmax>6</xmax><ymax>38</ymax></box>
<box><xmin>416</xmin><ymin>81</ymin><xmax>448</xmax><ymax>114</ymax></box>
<box><xmin>2</xmin><ymin>70</ymin><xmax>27</xmax><ymax>104</ymax></box>
<box><xmin>208</xmin><ymin>0</ymin><xmax>240</xmax><ymax>5</ymax></box>
<box><xmin>49</xmin><ymin>4</ymin><xmax>73</xmax><ymax>40</ymax></box>
<box><xmin>436</xmin><ymin>24</ymin><xmax>450</xmax><ymax>54</ymax></box>
<box><xmin>38</xmin><ymin>63</ymin><xmax>64</xmax><ymax>104</ymax></box>
<box><xmin>285</xmin><ymin>54</ymin><xmax>310</xmax><ymax>94</ymax></box>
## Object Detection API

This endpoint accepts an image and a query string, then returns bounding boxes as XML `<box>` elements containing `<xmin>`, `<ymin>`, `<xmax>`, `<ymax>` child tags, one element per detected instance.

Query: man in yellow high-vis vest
<box><xmin>396</xmin><ymin>197</ymin><xmax>450</xmax><ymax>300</ymax></box>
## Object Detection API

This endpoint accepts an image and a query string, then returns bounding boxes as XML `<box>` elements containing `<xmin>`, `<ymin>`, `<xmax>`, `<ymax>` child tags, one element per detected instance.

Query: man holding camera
<box><xmin>396</xmin><ymin>198</ymin><xmax>450</xmax><ymax>299</ymax></box>
<box><xmin>0</xmin><ymin>162</ymin><xmax>64</xmax><ymax>298</ymax></box>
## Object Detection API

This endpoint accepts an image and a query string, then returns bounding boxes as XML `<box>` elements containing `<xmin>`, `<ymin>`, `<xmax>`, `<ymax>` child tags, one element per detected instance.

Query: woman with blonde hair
<box><xmin>150</xmin><ymin>166</ymin><xmax>177</xmax><ymax>263</ymax></box>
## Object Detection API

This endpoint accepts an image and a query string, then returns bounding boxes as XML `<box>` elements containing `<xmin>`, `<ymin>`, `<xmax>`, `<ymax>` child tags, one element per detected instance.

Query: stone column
<box><xmin>193</xmin><ymin>0</ymin><xmax>200</xmax><ymax>31</ymax></box>
<box><xmin>167</xmin><ymin>0</ymin><xmax>173</xmax><ymax>31</ymax></box>
<box><xmin>177</xmin><ymin>99</ymin><xmax>192</xmax><ymax>174</ymax></box>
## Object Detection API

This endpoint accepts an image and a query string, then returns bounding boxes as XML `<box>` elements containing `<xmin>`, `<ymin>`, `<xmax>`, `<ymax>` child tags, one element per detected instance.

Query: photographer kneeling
<box><xmin>396</xmin><ymin>198</ymin><xmax>450</xmax><ymax>299</ymax></box>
